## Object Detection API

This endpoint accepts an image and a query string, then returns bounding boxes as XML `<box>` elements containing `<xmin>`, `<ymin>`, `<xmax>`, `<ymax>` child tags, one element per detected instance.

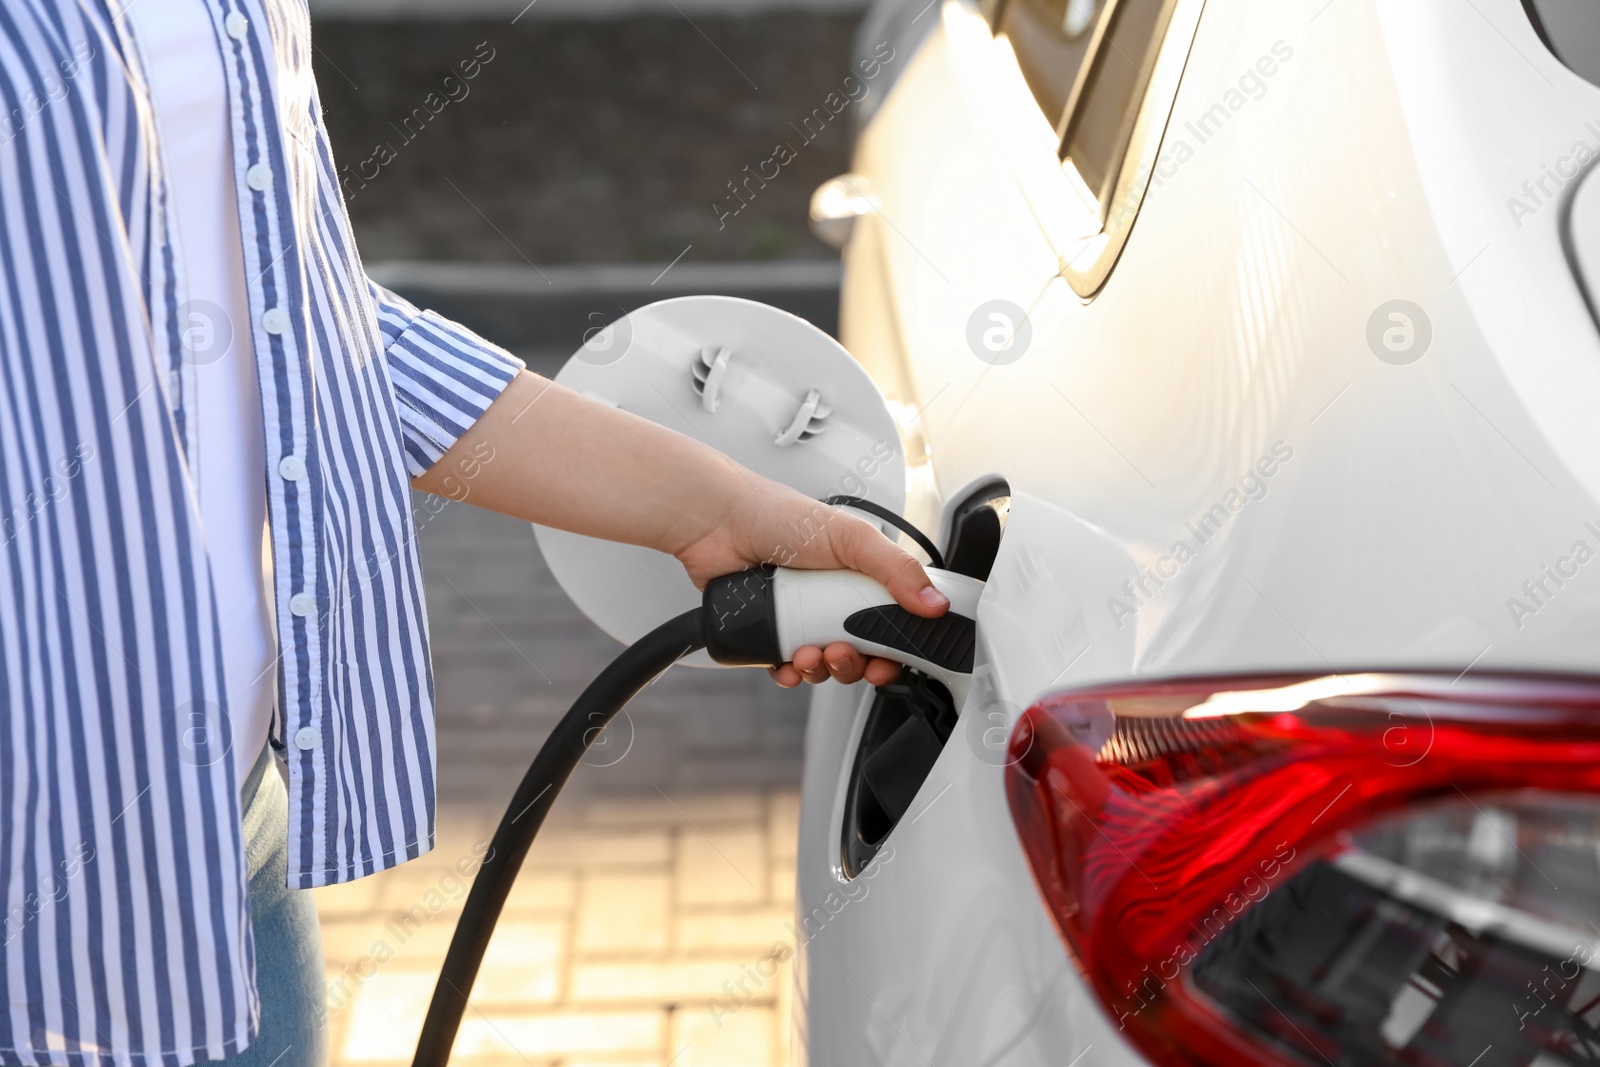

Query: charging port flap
<box><xmin>837</xmin><ymin>478</ymin><xmax>1009</xmax><ymax>876</ymax></box>
<box><xmin>533</xmin><ymin>296</ymin><xmax>907</xmax><ymax>665</ymax></box>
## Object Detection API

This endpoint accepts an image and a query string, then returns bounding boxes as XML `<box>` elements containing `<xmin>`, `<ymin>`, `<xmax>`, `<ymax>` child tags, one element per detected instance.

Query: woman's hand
<box><xmin>672</xmin><ymin>479</ymin><xmax>949</xmax><ymax>688</ymax></box>
<box><xmin>416</xmin><ymin>373</ymin><xmax>948</xmax><ymax>687</ymax></box>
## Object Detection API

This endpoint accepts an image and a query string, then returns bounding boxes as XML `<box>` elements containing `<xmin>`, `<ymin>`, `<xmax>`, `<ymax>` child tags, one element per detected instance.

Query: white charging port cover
<box><xmin>532</xmin><ymin>295</ymin><xmax>907</xmax><ymax>666</ymax></box>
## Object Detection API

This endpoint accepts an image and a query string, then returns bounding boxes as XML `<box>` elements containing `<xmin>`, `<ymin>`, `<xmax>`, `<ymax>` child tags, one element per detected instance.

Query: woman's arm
<box><xmin>413</xmin><ymin>371</ymin><xmax>950</xmax><ymax>687</ymax></box>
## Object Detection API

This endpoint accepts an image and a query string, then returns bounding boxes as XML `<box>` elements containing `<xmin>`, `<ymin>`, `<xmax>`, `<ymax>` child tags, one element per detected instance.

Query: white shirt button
<box><xmin>261</xmin><ymin>307</ymin><xmax>289</xmax><ymax>334</ymax></box>
<box><xmin>293</xmin><ymin>726</ymin><xmax>320</xmax><ymax>751</ymax></box>
<box><xmin>278</xmin><ymin>454</ymin><xmax>307</xmax><ymax>481</ymax></box>
<box><xmin>246</xmin><ymin>164</ymin><xmax>272</xmax><ymax>191</ymax></box>
<box><xmin>288</xmin><ymin>591</ymin><xmax>316</xmax><ymax>617</ymax></box>
<box><xmin>224</xmin><ymin>11</ymin><xmax>248</xmax><ymax>39</ymax></box>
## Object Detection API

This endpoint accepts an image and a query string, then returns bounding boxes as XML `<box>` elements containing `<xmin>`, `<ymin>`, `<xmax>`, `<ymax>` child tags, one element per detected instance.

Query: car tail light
<box><xmin>1005</xmin><ymin>673</ymin><xmax>1600</xmax><ymax>1067</ymax></box>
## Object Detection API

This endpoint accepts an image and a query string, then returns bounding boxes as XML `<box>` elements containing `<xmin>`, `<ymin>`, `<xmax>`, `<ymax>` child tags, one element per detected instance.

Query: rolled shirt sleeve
<box><xmin>370</xmin><ymin>279</ymin><xmax>527</xmax><ymax>476</ymax></box>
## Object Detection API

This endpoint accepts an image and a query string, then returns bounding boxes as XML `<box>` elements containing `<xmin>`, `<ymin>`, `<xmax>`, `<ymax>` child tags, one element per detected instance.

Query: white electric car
<box><xmin>785</xmin><ymin>0</ymin><xmax>1600</xmax><ymax>1064</ymax></box>
<box><xmin>536</xmin><ymin>0</ymin><xmax>1600</xmax><ymax>1061</ymax></box>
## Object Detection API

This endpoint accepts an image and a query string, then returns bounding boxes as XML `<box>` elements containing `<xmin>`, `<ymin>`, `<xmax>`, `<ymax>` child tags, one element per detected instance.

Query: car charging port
<box><xmin>838</xmin><ymin>478</ymin><xmax>1010</xmax><ymax>877</ymax></box>
<box><xmin>842</xmin><ymin>669</ymin><xmax>959</xmax><ymax>877</ymax></box>
<box><xmin>943</xmin><ymin>478</ymin><xmax>1009</xmax><ymax>581</ymax></box>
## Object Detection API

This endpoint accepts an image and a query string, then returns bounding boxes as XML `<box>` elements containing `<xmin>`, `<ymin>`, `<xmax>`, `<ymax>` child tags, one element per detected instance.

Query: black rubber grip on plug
<box><xmin>843</xmin><ymin>605</ymin><xmax>976</xmax><ymax>673</ymax></box>
<box><xmin>702</xmin><ymin>567</ymin><xmax>782</xmax><ymax>668</ymax></box>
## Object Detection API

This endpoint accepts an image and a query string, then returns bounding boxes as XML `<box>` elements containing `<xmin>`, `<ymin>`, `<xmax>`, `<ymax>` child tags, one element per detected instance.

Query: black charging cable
<box><xmin>824</xmin><ymin>495</ymin><xmax>944</xmax><ymax>571</ymax></box>
<box><xmin>411</xmin><ymin>608</ymin><xmax>706</xmax><ymax>1066</ymax></box>
<box><xmin>412</xmin><ymin>504</ymin><xmax>940</xmax><ymax>1063</ymax></box>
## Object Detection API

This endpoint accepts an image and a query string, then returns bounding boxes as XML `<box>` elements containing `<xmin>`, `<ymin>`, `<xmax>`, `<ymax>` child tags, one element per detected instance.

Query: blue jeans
<box><xmin>197</xmin><ymin>746</ymin><xmax>328</xmax><ymax>1067</ymax></box>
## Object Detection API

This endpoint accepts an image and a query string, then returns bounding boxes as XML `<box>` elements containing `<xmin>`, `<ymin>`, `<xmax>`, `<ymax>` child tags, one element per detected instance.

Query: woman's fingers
<box><xmin>792</xmin><ymin>644</ymin><xmax>830</xmax><ymax>685</ymax></box>
<box><xmin>863</xmin><ymin>657</ymin><xmax>903</xmax><ymax>686</ymax></box>
<box><xmin>769</xmin><ymin>663</ymin><xmax>804</xmax><ymax>688</ymax></box>
<box><xmin>821</xmin><ymin>642</ymin><xmax>867</xmax><ymax>683</ymax></box>
<box><xmin>769</xmin><ymin>644</ymin><xmax>908</xmax><ymax>687</ymax></box>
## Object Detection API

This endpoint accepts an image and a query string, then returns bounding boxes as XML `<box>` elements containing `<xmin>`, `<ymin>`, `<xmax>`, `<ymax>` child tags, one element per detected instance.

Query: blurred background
<box><xmin>304</xmin><ymin>2</ymin><xmax>872</xmax><ymax>1064</ymax></box>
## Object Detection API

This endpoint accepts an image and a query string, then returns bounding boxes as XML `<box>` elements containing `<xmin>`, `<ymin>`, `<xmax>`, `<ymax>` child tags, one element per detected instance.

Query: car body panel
<box><xmin>800</xmin><ymin>0</ymin><xmax>1600</xmax><ymax>1061</ymax></box>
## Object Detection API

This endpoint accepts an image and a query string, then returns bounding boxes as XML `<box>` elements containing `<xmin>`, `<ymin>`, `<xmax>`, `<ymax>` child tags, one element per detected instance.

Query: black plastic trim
<box><xmin>943</xmin><ymin>478</ymin><xmax>1010</xmax><ymax>581</ymax></box>
<box><xmin>843</xmin><ymin>605</ymin><xmax>976</xmax><ymax>673</ymax></box>
<box><xmin>824</xmin><ymin>494</ymin><xmax>945</xmax><ymax>570</ymax></box>
<box><xmin>702</xmin><ymin>567</ymin><xmax>782</xmax><ymax>668</ymax></box>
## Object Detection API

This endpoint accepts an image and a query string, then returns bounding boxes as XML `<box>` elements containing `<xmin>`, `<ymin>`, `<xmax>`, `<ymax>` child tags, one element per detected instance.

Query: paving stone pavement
<box><xmin>313</xmin><ymin>487</ymin><xmax>809</xmax><ymax>1066</ymax></box>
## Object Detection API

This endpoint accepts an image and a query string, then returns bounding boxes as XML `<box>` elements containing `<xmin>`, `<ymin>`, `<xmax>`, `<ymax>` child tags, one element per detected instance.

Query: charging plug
<box><xmin>702</xmin><ymin>567</ymin><xmax>984</xmax><ymax>698</ymax></box>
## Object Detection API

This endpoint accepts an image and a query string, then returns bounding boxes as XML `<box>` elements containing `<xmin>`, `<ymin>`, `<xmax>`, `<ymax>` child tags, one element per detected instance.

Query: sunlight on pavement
<box><xmin>315</xmin><ymin>788</ymin><xmax>800</xmax><ymax>1067</ymax></box>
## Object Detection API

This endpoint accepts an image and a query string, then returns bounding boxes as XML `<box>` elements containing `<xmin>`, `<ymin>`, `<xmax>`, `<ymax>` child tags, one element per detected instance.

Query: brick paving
<box><xmin>313</xmin><ymin>489</ymin><xmax>808</xmax><ymax>1066</ymax></box>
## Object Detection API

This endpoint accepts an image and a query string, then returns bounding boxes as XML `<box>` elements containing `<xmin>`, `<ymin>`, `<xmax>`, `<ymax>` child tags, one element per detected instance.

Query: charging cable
<box><xmin>823</xmin><ymin>495</ymin><xmax>945</xmax><ymax>570</ymax></box>
<box><xmin>411</xmin><ymin>608</ymin><xmax>705</xmax><ymax>1064</ymax></box>
<box><xmin>411</xmin><ymin>562</ymin><xmax>983</xmax><ymax>1066</ymax></box>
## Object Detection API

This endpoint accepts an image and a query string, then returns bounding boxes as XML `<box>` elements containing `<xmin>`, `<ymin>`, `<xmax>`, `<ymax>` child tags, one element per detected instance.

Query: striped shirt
<box><xmin>0</xmin><ymin>1</ymin><xmax>525</xmax><ymax>1062</ymax></box>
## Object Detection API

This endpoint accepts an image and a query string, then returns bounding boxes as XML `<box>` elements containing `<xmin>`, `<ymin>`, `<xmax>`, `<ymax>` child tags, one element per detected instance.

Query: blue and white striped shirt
<box><xmin>0</xmin><ymin>1</ymin><xmax>525</xmax><ymax>1062</ymax></box>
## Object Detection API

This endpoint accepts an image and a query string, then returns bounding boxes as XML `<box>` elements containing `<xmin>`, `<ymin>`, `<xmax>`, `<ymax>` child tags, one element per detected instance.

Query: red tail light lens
<box><xmin>1005</xmin><ymin>673</ymin><xmax>1600</xmax><ymax>1067</ymax></box>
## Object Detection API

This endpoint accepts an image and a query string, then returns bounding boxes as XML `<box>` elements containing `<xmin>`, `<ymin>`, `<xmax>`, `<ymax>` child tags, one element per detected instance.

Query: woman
<box><xmin>0</xmin><ymin>3</ymin><xmax>947</xmax><ymax>1063</ymax></box>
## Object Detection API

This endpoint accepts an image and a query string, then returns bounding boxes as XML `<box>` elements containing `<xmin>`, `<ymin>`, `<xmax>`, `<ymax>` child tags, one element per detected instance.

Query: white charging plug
<box><xmin>703</xmin><ymin>567</ymin><xmax>984</xmax><ymax>701</ymax></box>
